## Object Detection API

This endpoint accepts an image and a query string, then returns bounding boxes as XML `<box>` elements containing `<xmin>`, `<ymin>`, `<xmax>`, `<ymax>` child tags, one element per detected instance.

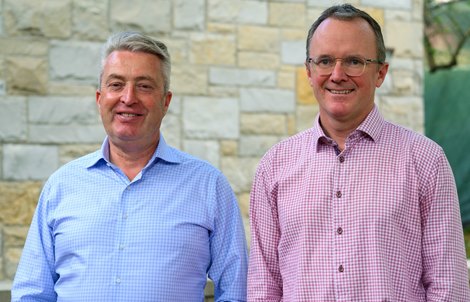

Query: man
<box><xmin>248</xmin><ymin>4</ymin><xmax>470</xmax><ymax>301</ymax></box>
<box><xmin>12</xmin><ymin>31</ymin><xmax>248</xmax><ymax>301</ymax></box>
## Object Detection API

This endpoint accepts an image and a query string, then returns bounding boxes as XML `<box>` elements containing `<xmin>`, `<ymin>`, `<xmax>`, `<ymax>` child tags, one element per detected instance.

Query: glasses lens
<box><xmin>343</xmin><ymin>56</ymin><xmax>366</xmax><ymax>76</ymax></box>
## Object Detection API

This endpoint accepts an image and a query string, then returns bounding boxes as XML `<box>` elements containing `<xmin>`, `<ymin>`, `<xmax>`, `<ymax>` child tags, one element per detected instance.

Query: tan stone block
<box><xmin>190</xmin><ymin>34</ymin><xmax>236</xmax><ymax>65</ymax></box>
<box><xmin>241</xmin><ymin>113</ymin><xmax>286</xmax><ymax>135</ymax></box>
<box><xmin>59</xmin><ymin>144</ymin><xmax>100</xmax><ymax>166</ymax></box>
<box><xmin>297</xmin><ymin>67</ymin><xmax>315</xmax><ymax>105</ymax></box>
<box><xmin>43</xmin><ymin>0</ymin><xmax>72</xmax><ymax>38</ymax></box>
<box><xmin>0</xmin><ymin>181</ymin><xmax>41</xmax><ymax>225</ymax></box>
<box><xmin>386</xmin><ymin>21</ymin><xmax>423</xmax><ymax>58</ymax></box>
<box><xmin>207</xmin><ymin>23</ymin><xmax>236</xmax><ymax>34</ymax></box>
<box><xmin>277</xmin><ymin>69</ymin><xmax>295</xmax><ymax>89</ymax></box>
<box><xmin>5</xmin><ymin>247</ymin><xmax>22</xmax><ymax>279</ymax></box>
<box><xmin>237</xmin><ymin>192</ymin><xmax>250</xmax><ymax>219</ymax></box>
<box><xmin>361</xmin><ymin>7</ymin><xmax>384</xmax><ymax>28</ymax></box>
<box><xmin>281</xmin><ymin>29</ymin><xmax>306</xmax><ymax>41</ymax></box>
<box><xmin>6</xmin><ymin>57</ymin><xmax>48</xmax><ymax>95</ymax></box>
<box><xmin>172</xmin><ymin>65</ymin><xmax>208</xmax><ymax>95</ymax></box>
<box><xmin>48</xmin><ymin>82</ymin><xmax>97</xmax><ymax>96</ymax></box>
<box><xmin>3</xmin><ymin>226</ymin><xmax>29</xmax><ymax>247</ymax></box>
<box><xmin>238</xmin><ymin>52</ymin><xmax>280</xmax><ymax>70</ymax></box>
<box><xmin>287</xmin><ymin>114</ymin><xmax>297</xmax><ymax>136</ymax></box>
<box><xmin>220</xmin><ymin>140</ymin><xmax>238</xmax><ymax>156</ymax></box>
<box><xmin>238</xmin><ymin>26</ymin><xmax>279</xmax><ymax>52</ymax></box>
<box><xmin>0</xmin><ymin>38</ymin><xmax>48</xmax><ymax>56</ymax></box>
<box><xmin>296</xmin><ymin>104</ymin><xmax>319</xmax><ymax>132</ymax></box>
<box><xmin>269</xmin><ymin>3</ymin><xmax>306</xmax><ymax>28</ymax></box>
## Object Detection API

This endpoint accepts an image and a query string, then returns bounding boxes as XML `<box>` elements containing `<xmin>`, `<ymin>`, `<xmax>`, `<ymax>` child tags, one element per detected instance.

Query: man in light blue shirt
<box><xmin>12</xmin><ymin>31</ymin><xmax>248</xmax><ymax>302</ymax></box>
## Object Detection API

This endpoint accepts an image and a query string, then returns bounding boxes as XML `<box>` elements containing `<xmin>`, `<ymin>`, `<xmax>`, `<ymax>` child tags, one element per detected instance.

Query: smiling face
<box><xmin>96</xmin><ymin>50</ymin><xmax>172</xmax><ymax>150</ymax></box>
<box><xmin>306</xmin><ymin>17</ymin><xmax>388</xmax><ymax>131</ymax></box>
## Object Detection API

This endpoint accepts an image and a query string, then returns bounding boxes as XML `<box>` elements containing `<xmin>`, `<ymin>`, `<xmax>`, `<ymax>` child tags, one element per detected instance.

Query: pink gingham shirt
<box><xmin>248</xmin><ymin>106</ymin><xmax>470</xmax><ymax>301</ymax></box>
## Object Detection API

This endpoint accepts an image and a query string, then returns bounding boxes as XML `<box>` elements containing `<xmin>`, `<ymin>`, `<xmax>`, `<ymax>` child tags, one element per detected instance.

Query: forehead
<box><xmin>103</xmin><ymin>50</ymin><xmax>162</xmax><ymax>76</ymax></box>
<box><xmin>309</xmin><ymin>17</ymin><xmax>377</xmax><ymax>57</ymax></box>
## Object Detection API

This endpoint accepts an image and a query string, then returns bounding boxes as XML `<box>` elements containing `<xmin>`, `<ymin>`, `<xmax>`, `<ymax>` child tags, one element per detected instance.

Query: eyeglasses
<box><xmin>307</xmin><ymin>55</ymin><xmax>383</xmax><ymax>77</ymax></box>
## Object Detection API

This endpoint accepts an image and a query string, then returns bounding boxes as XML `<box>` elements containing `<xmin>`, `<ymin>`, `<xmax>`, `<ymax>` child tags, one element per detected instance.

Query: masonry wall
<box><xmin>0</xmin><ymin>0</ymin><xmax>424</xmax><ymax>285</ymax></box>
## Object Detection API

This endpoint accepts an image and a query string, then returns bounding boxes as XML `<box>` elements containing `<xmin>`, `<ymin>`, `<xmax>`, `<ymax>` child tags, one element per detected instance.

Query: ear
<box><xmin>375</xmin><ymin>63</ymin><xmax>389</xmax><ymax>88</ymax></box>
<box><xmin>96</xmin><ymin>89</ymin><xmax>102</xmax><ymax>111</ymax></box>
<box><xmin>162</xmin><ymin>90</ymin><xmax>172</xmax><ymax>115</ymax></box>
<box><xmin>305</xmin><ymin>62</ymin><xmax>314</xmax><ymax>87</ymax></box>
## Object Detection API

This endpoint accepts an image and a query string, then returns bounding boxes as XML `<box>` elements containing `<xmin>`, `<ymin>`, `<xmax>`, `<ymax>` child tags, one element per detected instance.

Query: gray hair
<box><xmin>306</xmin><ymin>4</ymin><xmax>386</xmax><ymax>63</ymax></box>
<box><xmin>99</xmin><ymin>31</ymin><xmax>171</xmax><ymax>93</ymax></box>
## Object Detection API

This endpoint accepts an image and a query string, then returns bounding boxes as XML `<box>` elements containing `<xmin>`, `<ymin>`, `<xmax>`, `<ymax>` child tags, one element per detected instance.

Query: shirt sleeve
<box><xmin>420</xmin><ymin>149</ymin><xmax>470</xmax><ymax>301</ymax></box>
<box><xmin>207</xmin><ymin>172</ymin><xmax>248</xmax><ymax>302</ymax></box>
<box><xmin>11</xmin><ymin>182</ymin><xmax>58</xmax><ymax>302</ymax></box>
<box><xmin>247</xmin><ymin>157</ymin><xmax>283</xmax><ymax>301</ymax></box>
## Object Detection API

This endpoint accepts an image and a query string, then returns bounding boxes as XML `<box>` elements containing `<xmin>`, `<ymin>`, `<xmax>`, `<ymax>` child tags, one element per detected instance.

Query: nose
<box><xmin>121</xmin><ymin>84</ymin><xmax>137</xmax><ymax>105</ymax></box>
<box><xmin>330</xmin><ymin>59</ymin><xmax>348</xmax><ymax>82</ymax></box>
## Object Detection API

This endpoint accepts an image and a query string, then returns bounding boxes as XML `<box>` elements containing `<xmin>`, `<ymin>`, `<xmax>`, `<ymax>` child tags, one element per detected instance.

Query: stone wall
<box><xmin>0</xmin><ymin>0</ymin><xmax>424</xmax><ymax>284</ymax></box>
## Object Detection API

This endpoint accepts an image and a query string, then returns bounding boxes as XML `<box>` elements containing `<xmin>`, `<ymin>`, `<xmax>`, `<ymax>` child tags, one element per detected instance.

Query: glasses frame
<box><xmin>306</xmin><ymin>56</ymin><xmax>384</xmax><ymax>77</ymax></box>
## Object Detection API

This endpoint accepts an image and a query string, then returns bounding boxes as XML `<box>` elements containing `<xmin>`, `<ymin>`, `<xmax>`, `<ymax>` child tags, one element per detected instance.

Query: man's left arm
<box><xmin>208</xmin><ymin>173</ymin><xmax>248</xmax><ymax>302</ymax></box>
<box><xmin>421</xmin><ymin>150</ymin><xmax>470</xmax><ymax>301</ymax></box>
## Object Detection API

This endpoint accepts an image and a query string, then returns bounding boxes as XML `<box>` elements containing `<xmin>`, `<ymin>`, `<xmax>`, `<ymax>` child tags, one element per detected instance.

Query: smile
<box><xmin>119</xmin><ymin>113</ymin><xmax>142</xmax><ymax>117</ymax></box>
<box><xmin>327</xmin><ymin>89</ymin><xmax>353</xmax><ymax>95</ymax></box>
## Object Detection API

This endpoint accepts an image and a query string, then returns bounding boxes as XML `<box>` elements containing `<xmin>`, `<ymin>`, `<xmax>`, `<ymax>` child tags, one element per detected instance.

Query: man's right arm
<box><xmin>11</xmin><ymin>184</ymin><xmax>58</xmax><ymax>302</ymax></box>
<box><xmin>247</xmin><ymin>160</ymin><xmax>283</xmax><ymax>301</ymax></box>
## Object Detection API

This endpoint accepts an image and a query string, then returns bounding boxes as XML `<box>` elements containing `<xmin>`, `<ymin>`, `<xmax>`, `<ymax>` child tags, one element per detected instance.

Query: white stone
<box><xmin>239</xmin><ymin>135</ymin><xmax>280</xmax><ymax>157</ymax></box>
<box><xmin>183</xmin><ymin>140</ymin><xmax>220</xmax><ymax>168</ymax></box>
<box><xmin>161</xmin><ymin>113</ymin><xmax>182</xmax><ymax>149</ymax></box>
<box><xmin>183</xmin><ymin>97</ymin><xmax>239</xmax><ymax>139</ymax></box>
<box><xmin>0</xmin><ymin>97</ymin><xmax>27</xmax><ymax>141</ymax></box>
<box><xmin>240</xmin><ymin>88</ymin><xmax>295</xmax><ymax>113</ymax></box>
<box><xmin>208</xmin><ymin>0</ymin><xmax>267</xmax><ymax>24</ymax></box>
<box><xmin>221</xmin><ymin>157</ymin><xmax>259</xmax><ymax>193</ymax></box>
<box><xmin>110</xmin><ymin>0</ymin><xmax>171</xmax><ymax>33</ymax></box>
<box><xmin>3</xmin><ymin>144</ymin><xmax>59</xmax><ymax>180</ymax></box>
<box><xmin>281</xmin><ymin>40</ymin><xmax>306</xmax><ymax>65</ymax></box>
<box><xmin>174</xmin><ymin>0</ymin><xmax>205</xmax><ymax>30</ymax></box>
<box><xmin>73</xmin><ymin>0</ymin><xmax>109</xmax><ymax>40</ymax></box>
<box><xmin>209</xmin><ymin>68</ymin><xmax>275</xmax><ymax>87</ymax></box>
<box><xmin>29</xmin><ymin>125</ymin><xmax>106</xmax><ymax>144</ymax></box>
<box><xmin>362</xmin><ymin>0</ymin><xmax>412</xmax><ymax>9</ymax></box>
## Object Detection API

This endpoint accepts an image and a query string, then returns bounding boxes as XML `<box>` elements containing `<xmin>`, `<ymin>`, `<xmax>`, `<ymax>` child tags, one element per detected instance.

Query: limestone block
<box><xmin>183</xmin><ymin>97</ymin><xmax>239</xmax><ymax>139</ymax></box>
<box><xmin>73</xmin><ymin>0</ymin><xmax>109</xmax><ymax>40</ymax></box>
<box><xmin>167</xmin><ymin>95</ymin><xmax>182</xmax><ymax>115</ymax></box>
<box><xmin>183</xmin><ymin>140</ymin><xmax>220</xmax><ymax>168</ymax></box>
<box><xmin>208</xmin><ymin>86</ymin><xmax>239</xmax><ymax>98</ymax></box>
<box><xmin>240</xmin><ymin>88</ymin><xmax>295</xmax><ymax>113</ymax></box>
<box><xmin>59</xmin><ymin>144</ymin><xmax>101</xmax><ymax>166</ymax></box>
<box><xmin>49</xmin><ymin>41</ymin><xmax>101</xmax><ymax>84</ymax></box>
<box><xmin>174</xmin><ymin>0</ymin><xmax>205</xmax><ymax>30</ymax></box>
<box><xmin>296</xmin><ymin>104</ymin><xmax>319</xmax><ymax>132</ymax></box>
<box><xmin>208</xmin><ymin>0</ymin><xmax>267</xmax><ymax>24</ymax></box>
<box><xmin>221</xmin><ymin>157</ymin><xmax>259</xmax><ymax>193</ymax></box>
<box><xmin>362</xmin><ymin>8</ymin><xmax>385</xmax><ymax>28</ymax></box>
<box><xmin>239</xmin><ymin>135</ymin><xmax>280</xmax><ymax>157</ymax></box>
<box><xmin>386</xmin><ymin>21</ymin><xmax>423</xmax><ymax>58</ymax></box>
<box><xmin>278</xmin><ymin>69</ymin><xmax>296</xmax><ymax>90</ymax></box>
<box><xmin>190</xmin><ymin>34</ymin><xmax>236</xmax><ymax>66</ymax></box>
<box><xmin>110</xmin><ymin>0</ymin><xmax>171</xmax><ymax>33</ymax></box>
<box><xmin>48</xmin><ymin>82</ymin><xmax>97</xmax><ymax>96</ymax></box>
<box><xmin>209</xmin><ymin>68</ymin><xmax>275</xmax><ymax>87</ymax></box>
<box><xmin>380</xmin><ymin>96</ymin><xmax>423</xmax><ymax>133</ymax></box>
<box><xmin>3</xmin><ymin>145</ymin><xmax>58</xmax><ymax>180</ymax></box>
<box><xmin>0</xmin><ymin>97</ymin><xmax>27</xmax><ymax>141</ymax></box>
<box><xmin>241</xmin><ymin>113</ymin><xmax>287</xmax><ymax>135</ymax></box>
<box><xmin>0</xmin><ymin>38</ymin><xmax>48</xmax><ymax>56</ymax></box>
<box><xmin>0</xmin><ymin>181</ymin><xmax>41</xmax><ymax>224</ymax></box>
<box><xmin>287</xmin><ymin>114</ymin><xmax>297</xmax><ymax>136</ymax></box>
<box><xmin>171</xmin><ymin>65</ymin><xmax>208</xmax><ymax>95</ymax></box>
<box><xmin>29</xmin><ymin>96</ymin><xmax>99</xmax><ymax>125</ymax></box>
<box><xmin>161</xmin><ymin>113</ymin><xmax>182</xmax><ymax>149</ymax></box>
<box><xmin>3</xmin><ymin>226</ymin><xmax>29</xmax><ymax>247</ymax></box>
<box><xmin>164</xmin><ymin>39</ymin><xmax>189</xmax><ymax>65</ymax></box>
<box><xmin>220</xmin><ymin>140</ymin><xmax>238</xmax><ymax>157</ymax></box>
<box><xmin>238</xmin><ymin>26</ymin><xmax>279</xmax><ymax>52</ymax></box>
<box><xmin>4</xmin><ymin>0</ymin><xmax>72</xmax><ymax>38</ymax></box>
<box><xmin>238</xmin><ymin>52</ymin><xmax>280</xmax><ymax>70</ymax></box>
<box><xmin>282</xmin><ymin>40</ymin><xmax>305</xmax><ymax>65</ymax></box>
<box><xmin>281</xmin><ymin>28</ymin><xmax>306</xmax><ymax>41</ymax></box>
<box><xmin>6</xmin><ymin>57</ymin><xmax>48</xmax><ymax>95</ymax></box>
<box><xmin>29</xmin><ymin>125</ymin><xmax>106</xmax><ymax>144</ymax></box>
<box><xmin>5</xmin><ymin>247</ymin><xmax>22</xmax><ymax>279</ymax></box>
<box><xmin>269</xmin><ymin>2</ymin><xmax>306</xmax><ymax>28</ymax></box>
<box><xmin>361</xmin><ymin>0</ymin><xmax>412</xmax><ymax>9</ymax></box>
<box><xmin>207</xmin><ymin>23</ymin><xmax>236</xmax><ymax>34</ymax></box>
<box><xmin>297</xmin><ymin>67</ymin><xmax>315</xmax><ymax>105</ymax></box>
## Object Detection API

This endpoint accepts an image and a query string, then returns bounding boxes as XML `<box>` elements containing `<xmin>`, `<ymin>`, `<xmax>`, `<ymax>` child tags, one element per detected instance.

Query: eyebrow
<box><xmin>105</xmin><ymin>74</ymin><xmax>157</xmax><ymax>84</ymax></box>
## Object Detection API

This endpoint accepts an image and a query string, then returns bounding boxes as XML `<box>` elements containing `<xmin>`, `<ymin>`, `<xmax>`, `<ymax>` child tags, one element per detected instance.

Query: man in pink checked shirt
<box><xmin>247</xmin><ymin>4</ymin><xmax>470</xmax><ymax>301</ymax></box>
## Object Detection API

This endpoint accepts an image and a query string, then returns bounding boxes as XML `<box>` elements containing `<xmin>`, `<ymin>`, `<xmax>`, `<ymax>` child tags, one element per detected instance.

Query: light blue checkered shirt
<box><xmin>12</xmin><ymin>135</ymin><xmax>248</xmax><ymax>302</ymax></box>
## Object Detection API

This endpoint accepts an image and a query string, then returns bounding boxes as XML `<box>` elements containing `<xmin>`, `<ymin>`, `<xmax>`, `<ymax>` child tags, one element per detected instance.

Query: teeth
<box><xmin>330</xmin><ymin>89</ymin><xmax>352</xmax><ymax>95</ymax></box>
<box><xmin>120</xmin><ymin>113</ymin><xmax>138</xmax><ymax>117</ymax></box>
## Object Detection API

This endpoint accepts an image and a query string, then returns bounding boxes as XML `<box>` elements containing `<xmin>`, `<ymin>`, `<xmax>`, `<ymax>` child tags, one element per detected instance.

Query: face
<box><xmin>306</xmin><ymin>18</ymin><xmax>388</xmax><ymax>129</ymax></box>
<box><xmin>96</xmin><ymin>50</ymin><xmax>172</xmax><ymax>148</ymax></box>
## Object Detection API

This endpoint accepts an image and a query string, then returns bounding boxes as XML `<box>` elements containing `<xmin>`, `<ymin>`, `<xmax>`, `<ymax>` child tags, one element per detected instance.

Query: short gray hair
<box><xmin>99</xmin><ymin>31</ymin><xmax>171</xmax><ymax>93</ymax></box>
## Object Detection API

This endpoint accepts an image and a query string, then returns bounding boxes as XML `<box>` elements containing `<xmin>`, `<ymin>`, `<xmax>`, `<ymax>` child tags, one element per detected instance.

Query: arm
<box><xmin>247</xmin><ymin>160</ymin><xmax>283</xmax><ymax>301</ymax></box>
<box><xmin>421</xmin><ymin>150</ymin><xmax>470</xmax><ymax>301</ymax></box>
<box><xmin>208</xmin><ymin>173</ymin><xmax>248</xmax><ymax>302</ymax></box>
<box><xmin>11</xmin><ymin>183</ymin><xmax>58</xmax><ymax>302</ymax></box>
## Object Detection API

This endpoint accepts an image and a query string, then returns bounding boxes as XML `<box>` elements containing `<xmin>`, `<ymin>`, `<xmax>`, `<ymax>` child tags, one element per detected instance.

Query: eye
<box><xmin>107</xmin><ymin>81</ymin><xmax>124</xmax><ymax>91</ymax></box>
<box><xmin>136</xmin><ymin>83</ymin><xmax>155</xmax><ymax>92</ymax></box>
<box><xmin>315</xmin><ymin>56</ymin><xmax>334</xmax><ymax>67</ymax></box>
<box><xmin>344</xmin><ymin>56</ymin><xmax>365</xmax><ymax>67</ymax></box>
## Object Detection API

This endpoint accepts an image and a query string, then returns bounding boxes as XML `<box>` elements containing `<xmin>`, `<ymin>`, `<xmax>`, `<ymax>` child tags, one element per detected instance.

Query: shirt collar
<box><xmin>312</xmin><ymin>105</ymin><xmax>385</xmax><ymax>152</ymax></box>
<box><xmin>85</xmin><ymin>134</ymin><xmax>182</xmax><ymax>169</ymax></box>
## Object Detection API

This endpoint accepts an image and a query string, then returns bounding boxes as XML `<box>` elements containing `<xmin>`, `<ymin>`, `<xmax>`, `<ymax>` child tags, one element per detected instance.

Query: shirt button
<box><xmin>116</xmin><ymin>277</ymin><xmax>121</xmax><ymax>283</ymax></box>
<box><xmin>119</xmin><ymin>244</ymin><xmax>125</xmax><ymax>250</ymax></box>
<box><xmin>339</xmin><ymin>156</ymin><xmax>345</xmax><ymax>163</ymax></box>
<box><xmin>338</xmin><ymin>265</ymin><xmax>344</xmax><ymax>273</ymax></box>
<box><xmin>122</xmin><ymin>213</ymin><xmax>128</xmax><ymax>220</ymax></box>
<box><xmin>337</xmin><ymin>227</ymin><xmax>343</xmax><ymax>235</ymax></box>
<box><xmin>336</xmin><ymin>191</ymin><xmax>342</xmax><ymax>198</ymax></box>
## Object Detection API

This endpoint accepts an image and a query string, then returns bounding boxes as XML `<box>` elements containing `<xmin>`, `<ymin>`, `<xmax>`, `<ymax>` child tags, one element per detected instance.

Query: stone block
<box><xmin>282</xmin><ymin>40</ymin><xmax>305</xmax><ymax>65</ymax></box>
<box><xmin>220</xmin><ymin>140</ymin><xmax>238</xmax><ymax>157</ymax></box>
<box><xmin>29</xmin><ymin>125</ymin><xmax>106</xmax><ymax>144</ymax></box>
<box><xmin>3</xmin><ymin>226</ymin><xmax>29</xmax><ymax>247</ymax></box>
<box><xmin>3</xmin><ymin>145</ymin><xmax>58</xmax><ymax>180</ymax></box>
<box><xmin>49</xmin><ymin>41</ymin><xmax>101</xmax><ymax>84</ymax></box>
<box><xmin>238</xmin><ymin>26</ymin><xmax>279</xmax><ymax>52</ymax></box>
<box><xmin>110</xmin><ymin>0</ymin><xmax>171</xmax><ymax>33</ymax></box>
<box><xmin>297</xmin><ymin>67</ymin><xmax>315</xmax><ymax>105</ymax></box>
<box><xmin>239</xmin><ymin>135</ymin><xmax>280</xmax><ymax>157</ymax></box>
<box><xmin>0</xmin><ymin>181</ymin><xmax>41</xmax><ymax>225</ymax></box>
<box><xmin>208</xmin><ymin>0</ymin><xmax>267</xmax><ymax>24</ymax></box>
<box><xmin>183</xmin><ymin>140</ymin><xmax>220</xmax><ymax>168</ymax></box>
<box><xmin>221</xmin><ymin>157</ymin><xmax>259</xmax><ymax>193</ymax></box>
<box><xmin>209</xmin><ymin>68</ymin><xmax>275</xmax><ymax>87</ymax></box>
<box><xmin>238</xmin><ymin>52</ymin><xmax>280</xmax><ymax>70</ymax></box>
<box><xmin>59</xmin><ymin>144</ymin><xmax>101</xmax><ymax>166</ymax></box>
<box><xmin>5</xmin><ymin>247</ymin><xmax>22</xmax><ymax>279</ymax></box>
<box><xmin>47</xmin><ymin>82</ymin><xmax>97</xmax><ymax>96</ymax></box>
<box><xmin>174</xmin><ymin>0</ymin><xmax>205</xmax><ymax>30</ymax></box>
<box><xmin>0</xmin><ymin>97</ymin><xmax>27</xmax><ymax>141</ymax></box>
<box><xmin>43</xmin><ymin>0</ymin><xmax>72</xmax><ymax>38</ymax></box>
<box><xmin>296</xmin><ymin>104</ymin><xmax>319</xmax><ymax>132</ymax></box>
<box><xmin>29</xmin><ymin>96</ymin><xmax>99</xmax><ymax>125</ymax></box>
<box><xmin>385</xmin><ymin>20</ymin><xmax>423</xmax><ymax>58</ymax></box>
<box><xmin>6</xmin><ymin>57</ymin><xmax>48</xmax><ymax>95</ymax></box>
<box><xmin>361</xmin><ymin>0</ymin><xmax>412</xmax><ymax>9</ymax></box>
<box><xmin>172</xmin><ymin>65</ymin><xmax>208</xmax><ymax>95</ymax></box>
<box><xmin>269</xmin><ymin>2</ymin><xmax>306</xmax><ymax>28</ymax></box>
<box><xmin>380</xmin><ymin>96</ymin><xmax>423</xmax><ymax>133</ymax></box>
<box><xmin>0</xmin><ymin>38</ymin><xmax>48</xmax><ymax>56</ymax></box>
<box><xmin>161</xmin><ymin>113</ymin><xmax>182</xmax><ymax>149</ymax></box>
<box><xmin>240</xmin><ymin>88</ymin><xmax>295</xmax><ymax>113</ymax></box>
<box><xmin>72</xmin><ymin>0</ymin><xmax>109</xmax><ymax>40</ymax></box>
<box><xmin>183</xmin><ymin>97</ymin><xmax>239</xmax><ymax>139</ymax></box>
<box><xmin>190</xmin><ymin>34</ymin><xmax>236</xmax><ymax>66</ymax></box>
<box><xmin>241</xmin><ymin>113</ymin><xmax>287</xmax><ymax>135</ymax></box>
